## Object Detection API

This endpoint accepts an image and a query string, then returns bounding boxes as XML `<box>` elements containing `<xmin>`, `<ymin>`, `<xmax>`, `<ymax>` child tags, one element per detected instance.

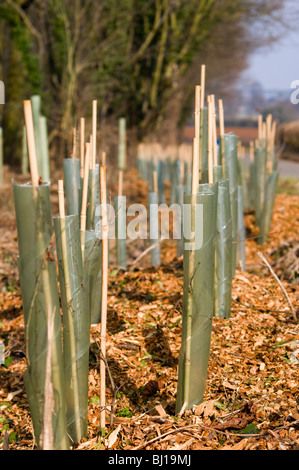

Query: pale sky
<box><xmin>246</xmin><ymin>2</ymin><xmax>299</xmax><ymax>91</ymax></box>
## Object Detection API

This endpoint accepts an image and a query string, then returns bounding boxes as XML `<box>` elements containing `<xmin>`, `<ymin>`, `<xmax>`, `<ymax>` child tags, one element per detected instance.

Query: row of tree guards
<box><xmin>12</xmin><ymin>66</ymin><xmax>279</xmax><ymax>449</ymax></box>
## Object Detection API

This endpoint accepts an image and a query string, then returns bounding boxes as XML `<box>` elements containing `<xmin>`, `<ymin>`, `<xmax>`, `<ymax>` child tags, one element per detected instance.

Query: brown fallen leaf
<box><xmin>106</xmin><ymin>425</ymin><xmax>121</xmax><ymax>449</ymax></box>
<box><xmin>214</xmin><ymin>402</ymin><xmax>257</xmax><ymax>431</ymax></box>
<box><xmin>214</xmin><ymin>415</ymin><xmax>253</xmax><ymax>431</ymax></box>
<box><xmin>141</xmin><ymin>380</ymin><xmax>163</xmax><ymax>399</ymax></box>
<box><xmin>194</xmin><ymin>399</ymin><xmax>215</xmax><ymax>418</ymax></box>
<box><xmin>223</xmin><ymin>438</ymin><xmax>249</xmax><ymax>450</ymax></box>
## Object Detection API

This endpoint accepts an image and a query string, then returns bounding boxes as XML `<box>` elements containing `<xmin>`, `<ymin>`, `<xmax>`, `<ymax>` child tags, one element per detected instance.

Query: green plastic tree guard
<box><xmin>254</xmin><ymin>146</ymin><xmax>266</xmax><ymax>227</ymax></box>
<box><xmin>238</xmin><ymin>158</ymin><xmax>249</xmax><ymax>210</ymax></box>
<box><xmin>22</xmin><ymin>126</ymin><xmax>29</xmax><ymax>175</ymax></box>
<box><xmin>118</xmin><ymin>118</ymin><xmax>126</xmax><ymax>170</ymax></box>
<box><xmin>248</xmin><ymin>160</ymin><xmax>255</xmax><ymax>209</ymax></box>
<box><xmin>63</xmin><ymin>158</ymin><xmax>81</xmax><ymax>216</ymax></box>
<box><xmin>223</xmin><ymin>133</ymin><xmax>239</xmax><ymax>277</ymax></box>
<box><xmin>176</xmin><ymin>183</ymin><xmax>217</xmax><ymax>412</ymax></box>
<box><xmin>175</xmin><ymin>184</ymin><xmax>185</xmax><ymax>258</ymax></box>
<box><xmin>39</xmin><ymin>116</ymin><xmax>50</xmax><ymax>182</ymax></box>
<box><xmin>157</xmin><ymin>159</ymin><xmax>166</xmax><ymax>204</ymax></box>
<box><xmin>214</xmin><ymin>177</ymin><xmax>233</xmax><ymax>319</ymax></box>
<box><xmin>30</xmin><ymin>95</ymin><xmax>42</xmax><ymax>174</ymax></box>
<box><xmin>87</xmin><ymin>165</ymin><xmax>101</xmax><ymax>230</ymax></box>
<box><xmin>258</xmin><ymin>170</ymin><xmax>279</xmax><ymax>245</ymax></box>
<box><xmin>149</xmin><ymin>191</ymin><xmax>161</xmax><ymax>266</ymax></box>
<box><xmin>199</xmin><ymin>107</ymin><xmax>208</xmax><ymax>184</ymax></box>
<box><xmin>237</xmin><ymin>185</ymin><xmax>246</xmax><ymax>271</ymax></box>
<box><xmin>54</xmin><ymin>215</ymin><xmax>90</xmax><ymax>444</ymax></box>
<box><xmin>83</xmin><ymin>230</ymin><xmax>102</xmax><ymax>324</ymax></box>
<box><xmin>114</xmin><ymin>195</ymin><xmax>127</xmax><ymax>270</ymax></box>
<box><xmin>13</xmin><ymin>181</ymin><xmax>69</xmax><ymax>450</ymax></box>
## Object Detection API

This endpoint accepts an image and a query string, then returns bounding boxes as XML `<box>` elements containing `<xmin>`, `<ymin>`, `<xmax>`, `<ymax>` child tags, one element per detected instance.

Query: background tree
<box><xmin>0</xmin><ymin>0</ymin><xmax>291</xmax><ymax>165</ymax></box>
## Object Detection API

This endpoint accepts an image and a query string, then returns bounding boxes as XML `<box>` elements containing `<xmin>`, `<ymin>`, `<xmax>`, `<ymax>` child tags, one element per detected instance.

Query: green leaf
<box><xmin>89</xmin><ymin>396</ymin><xmax>100</xmax><ymax>405</ymax></box>
<box><xmin>116</xmin><ymin>407</ymin><xmax>133</xmax><ymax>418</ymax></box>
<box><xmin>4</xmin><ymin>357</ymin><xmax>13</xmax><ymax>367</ymax></box>
<box><xmin>9</xmin><ymin>431</ymin><xmax>17</xmax><ymax>443</ymax></box>
<box><xmin>236</xmin><ymin>423</ymin><xmax>260</xmax><ymax>435</ymax></box>
<box><xmin>214</xmin><ymin>401</ymin><xmax>227</xmax><ymax>411</ymax></box>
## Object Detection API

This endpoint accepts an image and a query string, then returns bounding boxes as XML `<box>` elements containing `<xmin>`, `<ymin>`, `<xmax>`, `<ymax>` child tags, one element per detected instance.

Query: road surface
<box><xmin>277</xmin><ymin>159</ymin><xmax>299</xmax><ymax>179</ymax></box>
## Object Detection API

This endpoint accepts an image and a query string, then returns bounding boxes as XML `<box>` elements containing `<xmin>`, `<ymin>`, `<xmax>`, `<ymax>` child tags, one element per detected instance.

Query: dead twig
<box><xmin>132</xmin><ymin>425</ymin><xmax>199</xmax><ymax>450</ymax></box>
<box><xmin>257</xmin><ymin>251</ymin><xmax>297</xmax><ymax>323</ymax></box>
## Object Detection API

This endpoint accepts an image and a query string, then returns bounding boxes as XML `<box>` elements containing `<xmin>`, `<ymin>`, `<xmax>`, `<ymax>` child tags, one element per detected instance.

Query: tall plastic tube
<box><xmin>13</xmin><ymin>181</ymin><xmax>69</xmax><ymax>450</ymax></box>
<box><xmin>176</xmin><ymin>183</ymin><xmax>217</xmax><ymax>412</ymax></box>
<box><xmin>54</xmin><ymin>215</ymin><xmax>89</xmax><ymax>443</ymax></box>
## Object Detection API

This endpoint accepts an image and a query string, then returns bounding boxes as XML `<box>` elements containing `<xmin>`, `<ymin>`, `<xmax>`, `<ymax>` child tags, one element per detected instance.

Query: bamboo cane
<box><xmin>23</xmin><ymin>100</ymin><xmax>39</xmax><ymax>186</ymax></box>
<box><xmin>99</xmin><ymin>165</ymin><xmax>108</xmax><ymax>431</ymax></box>
<box><xmin>80</xmin><ymin>143</ymin><xmax>91</xmax><ymax>259</ymax></box>
<box><xmin>194</xmin><ymin>86</ymin><xmax>201</xmax><ymax>140</ymax></box>
<box><xmin>207</xmin><ymin>96</ymin><xmax>213</xmax><ymax>184</ymax></box>
<box><xmin>92</xmin><ymin>100</ymin><xmax>97</xmax><ymax>168</ymax></box>
<box><xmin>102</xmin><ymin>151</ymin><xmax>106</xmax><ymax>167</ymax></box>
<box><xmin>80</xmin><ymin>118</ymin><xmax>85</xmax><ymax>178</ymax></box>
<box><xmin>218</xmin><ymin>99</ymin><xmax>225</xmax><ymax>138</ymax></box>
<box><xmin>262</xmin><ymin>122</ymin><xmax>267</xmax><ymax>144</ymax></box>
<box><xmin>200</xmin><ymin>65</ymin><xmax>206</xmax><ymax>109</ymax></box>
<box><xmin>58</xmin><ymin>180</ymin><xmax>65</xmax><ymax>218</ymax></box>
<box><xmin>211</xmin><ymin>95</ymin><xmax>218</xmax><ymax>167</ymax></box>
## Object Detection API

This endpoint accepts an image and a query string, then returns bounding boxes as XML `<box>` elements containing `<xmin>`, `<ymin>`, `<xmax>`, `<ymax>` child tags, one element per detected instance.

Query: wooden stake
<box><xmin>99</xmin><ymin>165</ymin><xmax>108</xmax><ymax>430</ymax></box>
<box><xmin>211</xmin><ymin>95</ymin><xmax>218</xmax><ymax>166</ymax></box>
<box><xmin>80</xmin><ymin>143</ymin><xmax>91</xmax><ymax>259</ymax></box>
<box><xmin>153</xmin><ymin>169</ymin><xmax>158</xmax><ymax>193</ymax></box>
<box><xmin>102</xmin><ymin>151</ymin><xmax>106</xmax><ymax>167</ymax></box>
<box><xmin>92</xmin><ymin>100</ymin><xmax>97</xmax><ymax>168</ymax></box>
<box><xmin>218</xmin><ymin>99</ymin><xmax>225</xmax><ymax>138</ymax></box>
<box><xmin>200</xmin><ymin>65</ymin><xmax>206</xmax><ymax>109</ymax></box>
<box><xmin>23</xmin><ymin>100</ymin><xmax>39</xmax><ymax>186</ymax></box>
<box><xmin>89</xmin><ymin>135</ymin><xmax>94</xmax><ymax>170</ymax></box>
<box><xmin>80</xmin><ymin>118</ymin><xmax>85</xmax><ymax>178</ymax></box>
<box><xmin>58</xmin><ymin>180</ymin><xmax>65</xmax><ymax>219</ymax></box>
<box><xmin>207</xmin><ymin>96</ymin><xmax>213</xmax><ymax>184</ymax></box>
<box><xmin>194</xmin><ymin>86</ymin><xmax>201</xmax><ymax>140</ymax></box>
<box><xmin>262</xmin><ymin>122</ymin><xmax>267</xmax><ymax>144</ymax></box>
